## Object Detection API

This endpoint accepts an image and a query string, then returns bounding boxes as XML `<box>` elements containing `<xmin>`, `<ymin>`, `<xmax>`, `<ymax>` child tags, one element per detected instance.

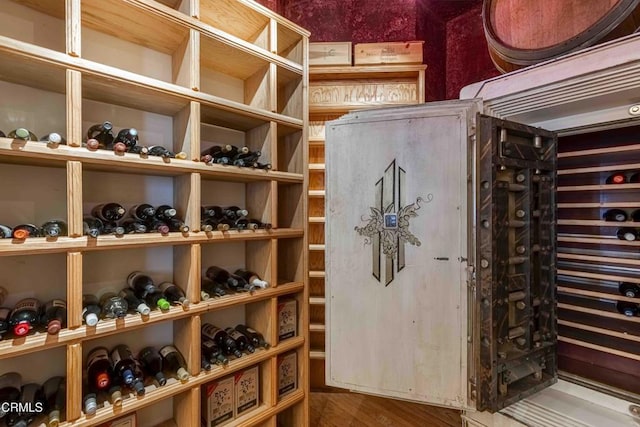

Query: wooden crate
<box><xmin>354</xmin><ymin>41</ymin><xmax>424</xmax><ymax>65</ymax></box>
<box><xmin>310</xmin><ymin>42</ymin><xmax>352</xmax><ymax>66</ymax></box>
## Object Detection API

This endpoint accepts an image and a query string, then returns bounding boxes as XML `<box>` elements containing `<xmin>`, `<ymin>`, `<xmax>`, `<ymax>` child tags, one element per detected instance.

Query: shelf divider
<box><xmin>67</xmin><ymin>251</ymin><xmax>83</xmax><ymax>329</ymax></box>
<box><xmin>67</xmin><ymin>160</ymin><xmax>83</xmax><ymax>237</ymax></box>
<box><xmin>67</xmin><ymin>342</ymin><xmax>83</xmax><ymax>422</ymax></box>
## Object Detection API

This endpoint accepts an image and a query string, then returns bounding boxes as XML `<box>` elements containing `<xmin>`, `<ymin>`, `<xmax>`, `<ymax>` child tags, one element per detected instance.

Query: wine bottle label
<box><xmin>48</xmin><ymin>299</ymin><xmax>67</xmax><ymax>309</ymax></box>
<box><xmin>159</xmin><ymin>345</ymin><xmax>177</xmax><ymax>358</ymax></box>
<box><xmin>202</xmin><ymin>340</ymin><xmax>215</xmax><ymax>350</ymax></box>
<box><xmin>202</xmin><ymin>324</ymin><xmax>222</xmax><ymax>338</ymax></box>
<box><xmin>159</xmin><ymin>282</ymin><xmax>175</xmax><ymax>292</ymax></box>
<box><xmin>110</xmin><ymin>348</ymin><xmax>124</xmax><ymax>365</ymax></box>
<box><xmin>245</xmin><ymin>326</ymin><xmax>258</xmax><ymax>334</ymax></box>
<box><xmin>87</xmin><ymin>348</ymin><xmax>109</xmax><ymax>367</ymax></box>
<box><xmin>227</xmin><ymin>330</ymin><xmax>244</xmax><ymax>340</ymax></box>
<box><xmin>12</xmin><ymin>298</ymin><xmax>40</xmax><ymax>312</ymax></box>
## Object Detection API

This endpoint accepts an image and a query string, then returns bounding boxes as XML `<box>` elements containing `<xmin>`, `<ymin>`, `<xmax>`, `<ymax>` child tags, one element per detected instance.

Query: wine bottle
<box><xmin>226</xmin><ymin>145</ymin><xmax>249</xmax><ymax>159</ymax></box>
<box><xmin>121</xmin><ymin>218</ymin><xmax>148</xmax><ymax>234</ymax></box>
<box><xmin>229</xmin><ymin>273</ymin><xmax>255</xmax><ymax>293</ymax></box>
<box><xmin>201</xmin><ymin>339</ymin><xmax>229</xmax><ymax>366</ymax></box>
<box><xmin>99</xmin><ymin>292</ymin><xmax>128</xmax><ymax>319</ymax></box>
<box><xmin>603</xmin><ymin>209</ymin><xmax>628</xmax><ymax>222</ymax></box>
<box><xmin>155</xmin><ymin>205</ymin><xmax>177</xmax><ymax>221</ymax></box>
<box><xmin>233</xmin><ymin>218</ymin><xmax>254</xmax><ymax>231</ymax></box>
<box><xmin>225</xmin><ymin>327</ymin><xmax>255</xmax><ymax>353</ymax></box>
<box><xmin>606</xmin><ymin>172</ymin><xmax>626</xmax><ymax>184</ymax></box>
<box><xmin>147</xmin><ymin>145</ymin><xmax>173</xmax><ymax>158</ymax></box>
<box><xmin>235</xmin><ymin>324</ymin><xmax>270</xmax><ymax>349</ymax></box>
<box><xmin>159</xmin><ymin>282</ymin><xmax>190</xmax><ymax>308</ymax></box>
<box><xmin>129</xmin><ymin>204</ymin><xmax>156</xmax><ymax>221</ymax></box>
<box><xmin>83</xmin><ymin>217</ymin><xmax>103</xmax><ymax>238</ymax></box>
<box><xmin>82</xmin><ymin>294</ymin><xmax>101</xmax><ymax>327</ymax></box>
<box><xmin>145</xmin><ymin>218</ymin><xmax>170</xmax><ymax>234</ymax></box>
<box><xmin>8</xmin><ymin>383</ymin><xmax>46</xmax><ymax>426</ymax></box>
<box><xmin>165</xmin><ymin>217</ymin><xmax>189</xmax><ymax>233</ymax></box>
<box><xmin>201</xmin><ymin>323</ymin><xmax>242</xmax><ymax>358</ymax></box>
<box><xmin>159</xmin><ymin>345</ymin><xmax>189</xmax><ymax>381</ymax></box>
<box><xmin>201</xmin><ymin>356</ymin><xmax>212</xmax><ymax>371</ymax></box>
<box><xmin>234</xmin><ymin>269</ymin><xmax>269</xmax><ymax>289</ymax></box>
<box><xmin>619</xmin><ymin>282</ymin><xmax>640</xmax><ymax>298</ymax></box>
<box><xmin>113</xmin><ymin>128</ymin><xmax>139</xmax><ymax>150</ymax></box>
<box><xmin>206</xmin><ymin>266</ymin><xmax>235</xmax><ymax>287</ymax></box>
<box><xmin>202</xmin><ymin>278</ymin><xmax>226</xmax><ymax>297</ymax></box>
<box><xmin>92</xmin><ymin>203</ymin><xmax>126</xmax><ymax>222</ymax></box>
<box><xmin>223</xmin><ymin>206</ymin><xmax>249</xmax><ymax>220</ymax></box>
<box><xmin>110</xmin><ymin>344</ymin><xmax>145</xmax><ymax>395</ymax></box>
<box><xmin>200</xmin><ymin>289</ymin><xmax>210</xmax><ymax>301</ymax></box>
<box><xmin>138</xmin><ymin>347</ymin><xmax>167</xmax><ymax>386</ymax></box>
<box><xmin>201</xmin><ymin>144</ymin><xmax>232</xmax><ymax>158</ymax></box>
<box><xmin>86</xmin><ymin>347</ymin><xmax>113</xmax><ymax>393</ymax></box>
<box><xmin>0</xmin><ymin>224</ymin><xmax>12</xmax><ymax>238</ymax></box>
<box><xmin>617</xmin><ymin>227</ymin><xmax>638</xmax><ymax>241</ymax></box>
<box><xmin>118</xmin><ymin>288</ymin><xmax>151</xmax><ymax>315</ymax></box>
<box><xmin>202</xmin><ymin>217</ymin><xmax>231</xmax><ymax>232</ymax></box>
<box><xmin>630</xmin><ymin>172</ymin><xmax>640</xmax><ymax>183</ymax></box>
<box><xmin>255</xmin><ymin>162</ymin><xmax>272</xmax><ymax>170</ymax></box>
<box><xmin>617</xmin><ymin>301</ymin><xmax>639</xmax><ymax>317</ymax></box>
<box><xmin>127</xmin><ymin>271</ymin><xmax>159</xmax><ymax>298</ymax></box>
<box><xmin>129</xmin><ymin>144</ymin><xmax>149</xmax><ymax>155</ymax></box>
<box><xmin>42</xmin><ymin>376</ymin><xmax>65</xmax><ymax>427</ymax></box>
<box><xmin>41</xmin><ymin>220</ymin><xmax>68</xmax><ymax>237</ymax></box>
<box><xmin>9</xmin><ymin>298</ymin><xmax>40</xmax><ymax>336</ymax></box>
<box><xmin>143</xmin><ymin>289</ymin><xmax>171</xmax><ymax>311</ymax></box>
<box><xmin>39</xmin><ymin>299</ymin><xmax>67</xmax><ymax>334</ymax></box>
<box><xmin>8</xmin><ymin>128</ymin><xmax>38</xmax><ymax>141</ymax></box>
<box><xmin>0</xmin><ymin>373</ymin><xmax>21</xmax><ymax>419</ymax></box>
<box><xmin>86</xmin><ymin>122</ymin><xmax>114</xmax><ymax>149</ymax></box>
<box><xmin>249</xmin><ymin>219</ymin><xmax>272</xmax><ymax>230</ymax></box>
<box><xmin>12</xmin><ymin>224</ymin><xmax>41</xmax><ymax>239</ymax></box>
<box><xmin>232</xmin><ymin>150</ymin><xmax>261</xmax><ymax>167</ymax></box>
<box><xmin>0</xmin><ymin>307</ymin><xmax>11</xmax><ymax>339</ymax></box>
<box><xmin>40</xmin><ymin>132</ymin><xmax>66</xmax><ymax>147</ymax></box>
<box><xmin>632</xmin><ymin>209</ymin><xmax>640</xmax><ymax>222</ymax></box>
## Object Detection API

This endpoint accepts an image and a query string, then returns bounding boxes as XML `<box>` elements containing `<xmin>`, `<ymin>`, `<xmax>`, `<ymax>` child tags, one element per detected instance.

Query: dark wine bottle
<box><xmin>9</xmin><ymin>383</ymin><xmax>45</xmax><ymax>427</ymax></box>
<box><xmin>40</xmin><ymin>132</ymin><xmax>66</xmax><ymax>147</ymax></box>
<box><xmin>0</xmin><ymin>224</ymin><xmax>12</xmax><ymax>238</ymax></box>
<box><xmin>223</xmin><ymin>206</ymin><xmax>249</xmax><ymax>220</ymax></box>
<box><xmin>234</xmin><ymin>218</ymin><xmax>254</xmax><ymax>231</ymax></box>
<box><xmin>159</xmin><ymin>345</ymin><xmax>189</xmax><ymax>381</ymax></box>
<box><xmin>226</xmin><ymin>145</ymin><xmax>249</xmax><ymax>159</ymax></box>
<box><xmin>9</xmin><ymin>298</ymin><xmax>40</xmax><ymax>337</ymax></box>
<box><xmin>129</xmin><ymin>204</ymin><xmax>156</xmax><ymax>221</ymax></box>
<box><xmin>255</xmin><ymin>162</ymin><xmax>272</xmax><ymax>170</ymax></box>
<box><xmin>8</xmin><ymin>128</ymin><xmax>37</xmax><ymax>141</ymax></box>
<box><xmin>234</xmin><ymin>269</ymin><xmax>269</xmax><ymax>289</ymax></box>
<box><xmin>118</xmin><ymin>288</ymin><xmax>151</xmax><ymax>315</ymax></box>
<box><xmin>92</xmin><ymin>203</ymin><xmax>126</xmax><ymax>222</ymax></box>
<box><xmin>144</xmin><ymin>289</ymin><xmax>171</xmax><ymax>311</ymax></box>
<box><xmin>121</xmin><ymin>218</ymin><xmax>147</xmax><ymax>234</ymax></box>
<box><xmin>11</xmin><ymin>224</ymin><xmax>41</xmax><ymax>239</ymax></box>
<box><xmin>166</xmin><ymin>217</ymin><xmax>189</xmax><ymax>233</ymax></box>
<box><xmin>155</xmin><ymin>205</ymin><xmax>177</xmax><ymax>221</ymax></box>
<box><xmin>617</xmin><ymin>227</ymin><xmax>638</xmax><ymax>241</ymax></box>
<box><xmin>249</xmin><ymin>219</ymin><xmax>272</xmax><ymax>230</ymax></box>
<box><xmin>159</xmin><ymin>282</ymin><xmax>190</xmax><ymax>308</ymax></box>
<box><xmin>127</xmin><ymin>271</ymin><xmax>159</xmax><ymax>298</ymax></box>
<box><xmin>619</xmin><ymin>282</ymin><xmax>640</xmax><ymax>298</ymax></box>
<box><xmin>145</xmin><ymin>218</ymin><xmax>170</xmax><ymax>235</ymax></box>
<box><xmin>42</xmin><ymin>376</ymin><xmax>65</xmax><ymax>427</ymax></box>
<box><xmin>202</xmin><ymin>217</ymin><xmax>231</xmax><ymax>232</ymax></box>
<box><xmin>113</xmin><ymin>128</ymin><xmax>139</xmax><ymax>150</ymax></box>
<box><xmin>206</xmin><ymin>266</ymin><xmax>236</xmax><ymax>288</ymax></box>
<box><xmin>201</xmin><ymin>144</ymin><xmax>232</xmax><ymax>158</ymax></box>
<box><xmin>86</xmin><ymin>122</ymin><xmax>114</xmax><ymax>149</ymax></box>
<box><xmin>630</xmin><ymin>172</ymin><xmax>640</xmax><ymax>183</ymax></box>
<box><xmin>39</xmin><ymin>299</ymin><xmax>67</xmax><ymax>334</ymax></box>
<box><xmin>0</xmin><ymin>372</ymin><xmax>21</xmax><ymax>419</ymax></box>
<box><xmin>232</xmin><ymin>151</ymin><xmax>261</xmax><ymax>168</ymax></box>
<box><xmin>86</xmin><ymin>347</ymin><xmax>112</xmax><ymax>392</ymax></box>
<box><xmin>99</xmin><ymin>293</ymin><xmax>128</xmax><ymax>319</ymax></box>
<box><xmin>0</xmin><ymin>307</ymin><xmax>11</xmax><ymax>339</ymax></box>
<box><xmin>201</xmin><ymin>323</ymin><xmax>242</xmax><ymax>358</ymax></box>
<box><xmin>82</xmin><ymin>294</ymin><xmax>100</xmax><ymax>327</ymax></box>
<box><xmin>138</xmin><ymin>346</ymin><xmax>167</xmax><ymax>386</ymax></box>
<box><xmin>201</xmin><ymin>356</ymin><xmax>212</xmax><ymax>371</ymax></box>
<box><xmin>225</xmin><ymin>327</ymin><xmax>255</xmax><ymax>353</ymax></box>
<box><xmin>82</xmin><ymin>217</ymin><xmax>103</xmax><ymax>238</ymax></box>
<box><xmin>201</xmin><ymin>338</ymin><xmax>229</xmax><ymax>366</ymax></box>
<box><xmin>110</xmin><ymin>344</ymin><xmax>145</xmax><ymax>395</ymax></box>
<box><xmin>632</xmin><ymin>209</ymin><xmax>640</xmax><ymax>222</ymax></box>
<box><xmin>201</xmin><ymin>278</ymin><xmax>226</xmax><ymax>297</ymax></box>
<box><xmin>147</xmin><ymin>145</ymin><xmax>173</xmax><ymax>158</ymax></box>
<box><xmin>617</xmin><ymin>301</ymin><xmax>639</xmax><ymax>317</ymax></box>
<box><xmin>200</xmin><ymin>288</ymin><xmax>210</xmax><ymax>301</ymax></box>
<box><xmin>606</xmin><ymin>172</ymin><xmax>626</xmax><ymax>184</ymax></box>
<box><xmin>235</xmin><ymin>324</ymin><xmax>270</xmax><ymax>349</ymax></box>
<box><xmin>105</xmin><ymin>220</ymin><xmax>126</xmax><ymax>236</ymax></box>
<box><xmin>229</xmin><ymin>273</ymin><xmax>255</xmax><ymax>293</ymax></box>
<box><xmin>41</xmin><ymin>220</ymin><xmax>68</xmax><ymax>237</ymax></box>
<box><xmin>129</xmin><ymin>144</ymin><xmax>149</xmax><ymax>155</ymax></box>
<box><xmin>603</xmin><ymin>209</ymin><xmax>628</xmax><ymax>222</ymax></box>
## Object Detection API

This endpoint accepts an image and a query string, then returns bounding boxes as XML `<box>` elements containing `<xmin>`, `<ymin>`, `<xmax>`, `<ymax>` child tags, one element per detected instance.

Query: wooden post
<box><xmin>66</xmin><ymin>161</ymin><xmax>83</xmax><ymax>237</ymax></box>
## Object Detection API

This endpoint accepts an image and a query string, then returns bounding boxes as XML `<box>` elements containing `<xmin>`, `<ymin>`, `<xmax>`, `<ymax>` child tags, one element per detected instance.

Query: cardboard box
<box><xmin>277</xmin><ymin>351</ymin><xmax>298</xmax><ymax>399</ymax></box>
<box><xmin>309</xmin><ymin>42</ymin><xmax>352</xmax><ymax>66</ymax></box>
<box><xmin>234</xmin><ymin>366</ymin><xmax>259</xmax><ymax>416</ymax></box>
<box><xmin>278</xmin><ymin>298</ymin><xmax>297</xmax><ymax>341</ymax></box>
<box><xmin>98</xmin><ymin>413</ymin><xmax>137</xmax><ymax>427</ymax></box>
<box><xmin>201</xmin><ymin>376</ymin><xmax>235</xmax><ymax>427</ymax></box>
<box><xmin>354</xmin><ymin>41</ymin><xmax>424</xmax><ymax>65</ymax></box>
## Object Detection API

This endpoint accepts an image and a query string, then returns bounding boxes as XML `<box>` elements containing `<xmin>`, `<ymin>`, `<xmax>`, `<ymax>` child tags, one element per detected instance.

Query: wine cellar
<box><xmin>0</xmin><ymin>0</ymin><xmax>309</xmax><ymax>426</ymax></box>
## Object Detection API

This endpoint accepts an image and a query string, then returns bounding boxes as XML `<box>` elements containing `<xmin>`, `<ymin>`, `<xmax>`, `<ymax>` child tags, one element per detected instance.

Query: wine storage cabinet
<box><xmin>0</xmin><ymin>0</ymin><xmax>309</xmax><ymax>426</ymax></box>
<box><xmin>306</xmin><ymin>64</ymin><xmax>426</xmax><ymax>389</ymax></box>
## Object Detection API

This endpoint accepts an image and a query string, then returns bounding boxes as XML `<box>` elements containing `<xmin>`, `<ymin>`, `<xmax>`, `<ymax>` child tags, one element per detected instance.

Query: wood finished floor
<box><xmin>310</xmin><ymin>392</ymin><xmax>461</xmax><ymax>427</ymax></box>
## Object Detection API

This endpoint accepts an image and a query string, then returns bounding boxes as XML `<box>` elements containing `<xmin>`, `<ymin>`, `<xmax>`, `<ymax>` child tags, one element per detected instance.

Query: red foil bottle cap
<box><xmin>96</xmin><ymin>372</ymin><xmax>110</xmax><ymax>389</ymax></box>
<box><xmin>113</xmin><ymin>142</ymin><xmax>127</xmax><ymax>154</ymax></box>
<box><xmin>159</xmin><ymin>225</ymin><xmax>170</xmax><ymax>235</ymax></box>
<box><xmin>13</xmin><ymin>321</ymin><xmax>31</xmax><ymax>336</ymax></box>
<box><xmin>47</xmin><ymin>319</ymin><xmax>62</xmax><ymax>334</ymax></box>
<box><xmin>13</xmin><ymin>229</ymin><xmax>29</xmax><ymax>239</ymax></box>
<box><xmin>613</xmin><ymin>174</ymin><xmax>625</xmax><ymax>184</ymax></box>
<box><xmin>86</xmin><ymin>139</ymin><xmax>100</xmax><ymax>150</ymax></box>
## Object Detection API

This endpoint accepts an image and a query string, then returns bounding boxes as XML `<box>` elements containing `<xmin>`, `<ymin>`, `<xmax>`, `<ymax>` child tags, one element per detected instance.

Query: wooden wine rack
<box><xmin>307</xmin><ymin>63</ymin><xmax>425</xmax><ymax>389</ymax></box>
<box><xmin>0</xmin><ymin>0</ymin><xmax>308</xmax><ymax>426</ymax></box>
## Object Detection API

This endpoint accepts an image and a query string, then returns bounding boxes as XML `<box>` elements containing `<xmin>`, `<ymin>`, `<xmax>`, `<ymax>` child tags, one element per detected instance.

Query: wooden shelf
<box><xmin>558</xmin><ymin>252</ymin><xmax>640</xmax><ymax>267</ymax></box>
<box><xmin>558</xmin><ymin>336</ymin><xmax>640</xmax><ymax>362</ymax></box>
<box><xmin>558</xmin><ymin>162</ymin><xmax>640</xmax><ymax>175</ymax></box>
<box><xmin>558</xmin><ymin>183</ymin><xmax>640</xmax><ymax>192</ymax></box>
<box><xmin>558</xmin><ymin>202</ymin><xmax>640</xmax><ymax>208</ymax></box>
<box><xmin>558</xmin><ymin>319</ymin><xmax>640</xmax><ymax>344</ymax></box>
<box><xmin>558</xmin><ymin>269</ymin><xmax>640</xmax><ymax>285</ymax></box>
<box><xmin>558</xmin><ymin>235</ymin><xmax>640</xmax><ymax>246</ymax></box>
<box><xmin>309</xmin><ymin>64</ymin><xmax>427</xmax><ymax>80</ymax></box>
<box><xmin>558</xmin><ymin>286</ymin><xmax>639</xmax><ymax>304</ymax></box>
<box><xmin>559</xmin><ymin>143</ymin><xmax>640</xmax><ymax>159</ymax></box>
<box><xmin>557</xmin><ymin>219</ymin><xmax>639</xmax><ymax>227</ymax></box>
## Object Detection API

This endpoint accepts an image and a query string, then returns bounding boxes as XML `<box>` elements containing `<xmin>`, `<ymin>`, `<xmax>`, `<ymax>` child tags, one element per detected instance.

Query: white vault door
<box><xmin>325</xmin><ymin>102</ymin><xmax>477</xmax><ymax>409</ymax></box>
